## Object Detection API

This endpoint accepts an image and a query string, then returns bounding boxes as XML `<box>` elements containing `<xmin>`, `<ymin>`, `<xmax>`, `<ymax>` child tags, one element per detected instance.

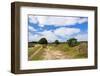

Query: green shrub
<box><xmin>67</xmin><ymin>38</ymin><xmax>78</xmax><ymax>47</ymax></box>
<box><xmin>55</xmin><ymin>40</ymin><xmax>59</xmax><ymax>45</ymax></box>
<box><xmin>38</xmin><ymin>38</ymin><xmax>48</xmax><ymax>44</ymax></box>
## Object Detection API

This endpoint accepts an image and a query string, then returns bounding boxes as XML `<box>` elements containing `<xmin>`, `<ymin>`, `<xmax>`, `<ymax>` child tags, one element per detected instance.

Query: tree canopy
<box><xmin>55</xmin><ymin>40</ymin><xmax>59</xmax><ymax>45</ymax></box>
<box><xmin>38</xmin><ymin>38</ymin><xmax>48</xmax><ymax>44</ymax></box>
<box><xmin>67</xmin><ymin>38</ymin><xmax>77</xmax><ymax>47</ymax></box>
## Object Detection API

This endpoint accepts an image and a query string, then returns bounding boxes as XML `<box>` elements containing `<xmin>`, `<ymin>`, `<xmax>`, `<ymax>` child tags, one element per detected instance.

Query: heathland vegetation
<box><xmin>28</xmin><ymin>38</ymin><xmax>88</xmax><ymax>60</ymax></box>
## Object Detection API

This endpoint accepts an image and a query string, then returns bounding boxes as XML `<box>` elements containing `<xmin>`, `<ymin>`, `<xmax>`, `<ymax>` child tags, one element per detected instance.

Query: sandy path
<box><xmin>43</xmin><ymin>46</ymin><xmax>70</xmax><ymax>60</ymax></box>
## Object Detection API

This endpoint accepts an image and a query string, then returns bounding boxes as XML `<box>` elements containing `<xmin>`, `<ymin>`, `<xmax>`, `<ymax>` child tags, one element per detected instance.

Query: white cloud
<box><xmin>29</xmin><ymin>30</ymin><xmax>58</xmax><ymax>42</ymax></box>
<box><xmin>28</xmin><ymin>32</ymin><xmax>34</xmax><ymax>42</ymax></box>
<box><xmin>39</xmin><ymin>24</ymin><xmax>45</xmax><ymax>27</ymax></box>
<box><xmin>39</xmin><ymin>27</ymin><xmax>80</xmax><ymax>42</ymax></box>
<box><xmin>28</xmin><ymin>15</ymin><xmax>87</xmax><ymax>42</ymax></box>
<box><xmin>28</xmin><ymin>25</ymin><xmax>36</xmax><ymax>32</ymax></box>
<box><xmin>29</xmin><ymin>15</ymin><xmax>38</xmax><ymax>24</ymax></box>
<box><xmin>54</xmin><ymin>27</ymin><xmax>80</xmax><ymax>37</ymax></box>
<box><xmin>36</xmin><ymin>16</ymin><xmax>47</xmax><ymax>26</ymax></box>
<box><xmin>75</xmin><ymin>33</ymin><xmax>88</xmax><ymax>41</ymax></box>
<box><xmin>28</xmin><ymin>32</ymin><xmax>41</xmax><ymax>42</ymax></box>
<box><xmin>78</xmin><ymin>18</ymin><xmax>88</xmax><ymax>24</ymax></box>
<box><xmin>29</xmin><ymin>15</ymin><xmax>88</xmax><ymax>27</ymax></box>
<box><xmin>39</xmin><ymin>31</ymin><xmax>58</xmax><ymax>42</ymax></box>
<box><xmin>28</xmin><ymin>27</ymin><xmax>81</xmax><ymax>42</ymax></box>
<box><xmin>45</xmin><ymin>17</ymin><xmax>79</xmax><ymax>26</ymax></box>
<box><xmin>45</xmin><ymin>17</ymin><xmax>88</xmax><ymax>26</ymax></box>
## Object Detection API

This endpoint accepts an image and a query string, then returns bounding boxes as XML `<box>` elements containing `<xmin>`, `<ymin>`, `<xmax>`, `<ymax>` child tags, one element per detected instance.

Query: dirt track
<box><xmin>28</xmin><ymin>43</ymin><xmax>88</xmax><ymax>60</ymax></box>
<box><xmin>43</xmin><ymin>46</ymin><xmax>71</xmax><ymax>60</ymax></box>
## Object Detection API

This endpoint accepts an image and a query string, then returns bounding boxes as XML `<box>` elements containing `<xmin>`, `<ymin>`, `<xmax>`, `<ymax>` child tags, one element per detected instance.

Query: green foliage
<box><xmin>55</xmin><ymin>40</ymin><xmax>59</xmax><ymax>45</ymax></box>
<box><xmin>38</xmin><ymin>38</ymin><xmax>48</xmax><ymax>44</ymax></box>
<box><xmin>67</xmin><ymin>38</ymin><xmax>78</xmax><ymax>47</ymax></box>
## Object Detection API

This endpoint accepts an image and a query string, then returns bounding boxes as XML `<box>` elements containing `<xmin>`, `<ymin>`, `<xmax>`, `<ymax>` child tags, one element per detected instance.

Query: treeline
<box><xmin>29</xmin><ymin>38</ymin><xmax>87</xmax><ymax>47</ymax></box>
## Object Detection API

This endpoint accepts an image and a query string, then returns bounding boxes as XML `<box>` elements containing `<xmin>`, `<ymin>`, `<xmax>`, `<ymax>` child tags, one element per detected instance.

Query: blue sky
<box><xmin>28</xmin><ymin>15</ymin><xmax>88</xmax><ymax>42</ymax></box>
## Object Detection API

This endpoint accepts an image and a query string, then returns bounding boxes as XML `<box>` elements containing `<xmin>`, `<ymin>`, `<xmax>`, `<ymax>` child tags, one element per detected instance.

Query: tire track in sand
<box><xmin>43</xmin><ymin>46</ymin><xmax>70</xmax><ymax>60</ymax></box>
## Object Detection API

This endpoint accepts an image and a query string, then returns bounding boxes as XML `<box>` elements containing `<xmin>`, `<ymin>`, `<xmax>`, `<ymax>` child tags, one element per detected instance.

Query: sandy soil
<box><xmin>43</xmin><ymin>46</ymin><xmax>71</xmax><ymax>60</ymax></box>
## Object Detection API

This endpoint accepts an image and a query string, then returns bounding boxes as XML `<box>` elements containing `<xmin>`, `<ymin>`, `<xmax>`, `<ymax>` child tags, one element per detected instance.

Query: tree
<box><xmin>67</xmin><ymin>38</ymin><xmax>77</xmax><ymax>47</ymax></box>
<box><xmin>38</xmin><ymin>38</ymin><xmax>48</xmax><ymax>44</ymax></box>
<box><xmin>55</xmin><ymin>40</ymin><xmax>59</xmax><ymax>45</ymax></box>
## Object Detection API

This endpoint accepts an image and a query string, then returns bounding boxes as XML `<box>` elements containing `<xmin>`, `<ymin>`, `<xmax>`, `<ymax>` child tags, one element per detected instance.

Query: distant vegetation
<box><xmin>29</xmin><ymin>38</ymin><xmax>79</xmax><ymax>47</ymax></box>
<box><xmin>28</xmin><ymin>38</ymin><xmax>88</xmax><ymax>60</ymax></box>
<box><xmin>67</xmin><ymin>38</ymin><xmax>78</xmax><ymax>47</ymax></box>
<box><xmin>38</xmin><ymin>38</ymin><xmax>48</xmax><ymax>44</ymax></box>
<box><xmin>55</xmin><ymin>40</ymin><xmax>59</xmax><ymax>45</ymax></box>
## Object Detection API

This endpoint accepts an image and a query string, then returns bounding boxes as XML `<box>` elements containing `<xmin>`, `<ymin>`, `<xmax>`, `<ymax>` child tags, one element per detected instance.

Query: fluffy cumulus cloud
<box><xmin>29</xmin><ymin>15</ymin><xmax>88</xmax><ymax>27</ymax></box>
<box><xmin>28</xmin><ymin>32</ymin><xmax>37</xmax><ymax>42</ymax></box>
<box><xmin>28</xmin><ymin>15</ymin><xmax>38</xmax><ymax>24</ymax></box>
<box><xmin>29</xmin><ymin>27</ymin><xmax>81</xmax><ymax>42</ymax></box>
<box><xmin>28</xmin><ymin>25</ymin><xmax>36</xmax><ymax>32</ymax></box>
<box><xmin>75</xmin><ymin>33</ymin><xmax>88</xmax><ymax>41</ymax></box>
<box><xmin>54</xmin><ymin>27</ymin><xmax>80</xmax><ymax>37</ymax></box>
<box><xmin>29</xmin><ymin>31</ymin><xmax>57</xmax><ymax>42</ymax></box>
<box><xmin>29</xmin><ymin>32</ymin><xmax>44</xmax><ymax>42</ymax></box>
<box><xmin>44</xmin><ymin>17</ymin><xmax>87</xmax><ymax>26</ymax></box>
<box><xmin>28</xmin><ymin>15</ymin><xmax>88</xmax><ymax>42</ymax></box>
<box><xmin>39</xmin><ymin>31</ymin><xmax>58</xmax><ymax>42</ymax></box>
<box><xmin>78</xmin><ymin>18</ymin><xmax>88</xmax><ymax>24</ymax></box>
